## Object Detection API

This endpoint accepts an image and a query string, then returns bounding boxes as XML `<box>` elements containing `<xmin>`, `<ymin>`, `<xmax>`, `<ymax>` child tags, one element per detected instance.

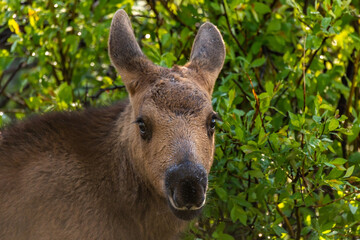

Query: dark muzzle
<box><xmin>165</xmin><ymin>161</ymin><xmax>208</xmax><ymax>220</ymax></box>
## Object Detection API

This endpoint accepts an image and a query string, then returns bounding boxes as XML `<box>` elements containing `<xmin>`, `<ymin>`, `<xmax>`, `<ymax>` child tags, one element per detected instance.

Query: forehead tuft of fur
<box><xmin>147</xmin><ymin>74</ymin><xmax>209</xmax><ymax>116</ymax></box>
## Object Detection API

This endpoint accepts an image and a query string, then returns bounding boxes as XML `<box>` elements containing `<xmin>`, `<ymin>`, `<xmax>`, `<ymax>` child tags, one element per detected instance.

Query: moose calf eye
<box><xmin>135</xmin><ymin>117</ymin><xmax>152</xmax><ymax>141</ymax></box>
<box><xmin>138</xmin><ymin>121</ymin><xmax>146</xmax><ymax>135</ymax></box>
<box><xmin>210</xmin><ymin>117</ymin><xmax>216</xmax><ymax>129</ymax></box>
<box><xmin>207</xmin><ymin>113</ymin><xmax>219</xmax><ymax>137</ymax></box>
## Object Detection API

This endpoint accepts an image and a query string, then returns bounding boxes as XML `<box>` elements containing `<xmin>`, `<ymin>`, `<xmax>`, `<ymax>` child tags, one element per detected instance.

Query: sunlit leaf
<box><xmin>343</xmin><ymin>165</ymin><xmax>355</xmax><ymax>178</ymax></box>
<box><xmin>328</xmin><ymin>118</ymin><xmax>339</xmax><ymax>131</ymax></box>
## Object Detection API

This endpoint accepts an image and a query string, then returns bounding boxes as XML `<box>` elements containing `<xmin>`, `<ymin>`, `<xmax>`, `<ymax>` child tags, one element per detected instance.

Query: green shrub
<box><xmin>1</xmin><ymin>0</ymin><xmax>359</xmax><ymax>238</ymax></box>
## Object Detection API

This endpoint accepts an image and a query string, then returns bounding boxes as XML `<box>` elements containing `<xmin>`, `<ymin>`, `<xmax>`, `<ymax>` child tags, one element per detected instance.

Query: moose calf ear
<box><xmin>108</xmin><ymin>10</ymin><xmax>155</xmax><ymax>95</ymax></box>
<box><xmin>187</xmin><ymin>23</ymin><xmax>225</xmax><ymax>94</ymax></box>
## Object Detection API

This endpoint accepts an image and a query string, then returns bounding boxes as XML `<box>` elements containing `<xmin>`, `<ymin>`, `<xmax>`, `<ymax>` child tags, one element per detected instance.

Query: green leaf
<box><xmin>161</xmin><ymin>33</ymin><xmax>171</xmax><ymax>47</ymax></box>
<box><xmin>56</xmin><ymin>83</ymin><xmax>73</xmax><ymax>105</ymax></box>
<box><xmin>321</xmin><ymin>17</ymin><xmax>332</xmax><ymax>29</ymax></box>
<box><xmin>253</xmin><ymin>2</ymin><xmax>271</xmax><ymax>14</ymax></box>
<box><xmin>24</xmin><ymin>96</ymin><xmax>42</xmax><ymax>111</ymax></box>
<box><xmin>216</xmin><ymin>233</ymin><xmax>234</xmax><ymax>240</ymax></box>
<box><xmin>329</xmin><ymin>158</ymin><xmax>347</xmax><ymax>165</ymax></box>
<box><xmin>212</xmin><ymin>222</ymin><xmax>235</xmax><ymax>240</ymax></box>
<box><xmin>228</xmin><ymin>88</ymin><xmax>235</xmax><ymax>107</ymax></box>
<box><xmin>210</xmin><ymin>2</ymin><xmax>221</xmax><ymax>11</ymax></box>
<box><xmin>160</xmin><ymin>52</ymin><xmax>177</xmax><ymax>68</ymax></box>
<box><xmin>248</xmin><ymin>170</ymin><xmax>264</xmax><ymax>178</ymax></box>
<box><xmin>272</xmin><ymin>225</ymin><xmax>287</xmax><ymax>236</ymax></box>
<box><xmin>275</xmin><ymin>169</ymin><xmax>286</xmax><ymax>186</ymax></box>
<box><xmin>230</xmin><ymin>205</ymin><xmax>247</xmax><ymax>225</ymax></box>
<box><xmin>215</xmin><ymin>187</ymin><xmax>228</xmax><ymax>202</ymax></box>
<box><xmin>180</xmin><ymin>27</ymin><xmax>191</xmax><ymax>42</ymax></box>
<box><xmin>328</xmin><ymin>118</ymin><xmax>339</xmax><ymax>131</ymax></box>
<box><xmin>258</xmin><ymin>128</ymin><xmax>267</xmax><ymax>145</ymax></box>
<box><xmin>289</xmin><ymin>112</ymin><xmax>300</xmax><ymax>128</ymax></box>
<box><xmin>259</xmin><ymin>93</ymin><xmax>270</xmax><ymax>114</ymax></box>
<box><xmin>327</xmin><ymin>168</ymin><xmax>344</xmax><ymax>179</ymax></box>
<box><xmin>235</xmin><ymin>127</ymin><xmax>244</xmax><ymax>142</ymax></box>
<box><xmin>343</xmin><ymin>165</ymin><xmax>355</xmax><ymax>178</ymax></box>
<box><xmin>320</xmin><ymin>104</ymin><xmax>335</xmax><ymax>112</ymax></box>
<box><xmin>265</xmin><ymin>81</ymin><xmax>274</xmax><ymax>95</ymax></box>
<box><xmin>267</xmin><ymin>19</ymin><xmax>281</xmax><ymax>32</ymax></box>
<box><xmin>305</xmin><ymin>195</ymin><xmax>314</xmax><ymax>207</ymax></box>
<box><xmin>301</xmin><ymin>226</ymin><xmax>313</xmax><ymax>235</ymax></box>
<box><xmin>250</xmin><ymin>57</ymin><xmax>266</xmax><ymax>68</ymax></box>
<box><xmin>349</xmin><ymin>203</ymin><xmax>358</xmax><ymax>215</ymax></box>
<box><xmin>313</xmin><ymin>115</ymin><xmax>322</xmax><ymax>124</ymax></box>
<box><xmin>240</xmin><ymin>145</ymin><xmax>257</xmax><ymax>154</ymax></box>
<box><xmin>250</xmin><ymin>40</ymin><xmax>263</xmax><ymax>54</ymax></box>
<box><xmin>235</xmin><ymin>199</ymin><xmax>252</xmax><ymax>208</ymax></box>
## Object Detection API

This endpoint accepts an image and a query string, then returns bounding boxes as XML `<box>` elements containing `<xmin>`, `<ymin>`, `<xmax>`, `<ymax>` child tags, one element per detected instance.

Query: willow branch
<box><xmin>89</xmin><ymin>85</ymin><xmax>125</xmax><ymax>99</ymax></box>
<box><xmin>296</xmin><ymin>36</ymin><xmax>328</xmax><ymax>88</ymax></box>
<box><xmin>0</xmin><ymin>61</ymin><xmax>24</xmax><ymax>95</ymax></box>
<box><xmin>276</xmin><ymin>205</ymin><xmax>295</xmax><ymax>238</ymax></box>
<box><xmin>345</xmin><ymin>52</ymin><xmax>360</xmax><ymax>118</ymax></box>
<box><xmin>221</xmin><ymin>0</ymin><xmax>246</xmax><ymax>56</ymax></box>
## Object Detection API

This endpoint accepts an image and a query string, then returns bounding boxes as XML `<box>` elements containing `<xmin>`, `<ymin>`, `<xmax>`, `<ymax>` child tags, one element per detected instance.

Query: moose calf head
<box><xmin>109</xmin><ymin>10</ymin><xmax>225</xmax><ymax>220</ymax></box>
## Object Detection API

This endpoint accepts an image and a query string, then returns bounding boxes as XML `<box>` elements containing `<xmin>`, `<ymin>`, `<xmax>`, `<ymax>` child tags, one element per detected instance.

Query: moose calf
<box><xmin>0</xmin><ymin>10</ymin><xmax>225</xmax><ymax>240</ymax></box>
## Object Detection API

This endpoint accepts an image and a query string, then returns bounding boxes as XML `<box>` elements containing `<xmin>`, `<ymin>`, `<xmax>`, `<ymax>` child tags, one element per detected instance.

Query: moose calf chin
<box><xmin>0</xmin><ymin>9</ymin><xmax>225</xmax><ymax>240</ymax></box>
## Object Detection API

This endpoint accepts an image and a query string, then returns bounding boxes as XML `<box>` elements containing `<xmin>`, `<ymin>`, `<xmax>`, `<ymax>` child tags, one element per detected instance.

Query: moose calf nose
<box><xmin>165</xmin><ymin>161</ymin><xmax>208</xmax><ymax>211</ymax></box>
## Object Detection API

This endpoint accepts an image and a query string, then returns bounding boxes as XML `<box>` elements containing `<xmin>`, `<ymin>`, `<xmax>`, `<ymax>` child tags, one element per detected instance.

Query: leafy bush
<box><xmin>1</xmin><ymin>0</ymin><xmax>360</xmax><ymax>239</ymax></box>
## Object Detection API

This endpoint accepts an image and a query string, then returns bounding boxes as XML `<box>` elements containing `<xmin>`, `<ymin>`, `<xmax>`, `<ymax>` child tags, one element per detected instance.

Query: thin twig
<box><xmin>295</xmin><ymin>206</ymin><xmax>301</xmax><ymax>240</ymax></box>
<box><xmin>246</xmin><ymin>72</ymin><xmax>275</xmax><ymax>152</ymax></box>
<box><xmin>299</xmin><ymin>36</ymin><xmax>307</xmax><ymax>205</ymax></box>
<box><xmin>49</xmin><ymin>0</ymin><xmax>72</xmax><ymax>85</ymax></box>
<box><xmin>130</xmin><ymin>14</ymin><xmax>157</xmax><ymax>19</ymax></box>
<box><xmin>296</xmin><ymin>36</ymin><xmax>328</xmax><ymax>88</ymax></box>
<box><xmin>221</xmin><ymin>0</ymin><xmax>246</xmax><ymax>56</ymax></box>
<box><xmin>3</xmin><ymin>92</ymin><xmax>26</xmax><ymax>106</ymax></box>
<box><xmin>49</xmin><ymin>62</ymin><xmax>61</xmax><ymax>86</ymax></box>
<box><xmin>276</xmin><ymin>205</ymin><xmax>295</xmax><ymax>238</ymax></box>
<box><xmin>298</xmin><ymin>18</ymin><xmax>312</xmax><ymax>30</ymax></box>
<box><xmin>0</xmin><ymin>108</ymin><xmax>26</xmax><ymax>113</ymax></box>
<box><xmin>0</xmin><ymin>61</ymin><xmax>24</xmax><ymax>95</ymax></box>
<box><xmin>290</xmin><ymin>172</ymin><xmax>302</xmax><ymax>240</ymax></box>
<box><xmin>273</xmin><ymin>86</ymin><xmax>289</xmax><ymax>107</ymax></box>
<box><xmin>89</xmin><ymin>85</ymin><xmax>125</xmax><ymax>99</ymax></box>
<box><xmin>0</xmin><ymin>60</ymin><xmax>37</xmax><ymax>86</ymax></box>
<box><xmin>299</xmin><ymin>190</ymin><xmax>360</xmax><ymax>209</ymax></box>
<box><xmin>345</xmin><ymin>52</ymin><xmax>360</xmax><ymax>118</ymax></box>
<box><xmin>233</xmin><ymin>77</ymin><xmax>250</xmax><ymax>99</ymax></box>
<box><xmin>303</xmin><ymin>34</ymin><xmax>307</xmax><ymax>113</ymax></box>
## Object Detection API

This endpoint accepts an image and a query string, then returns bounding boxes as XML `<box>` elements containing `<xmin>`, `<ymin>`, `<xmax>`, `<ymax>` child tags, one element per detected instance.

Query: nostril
<box><xmin>185</xmin><ymin>204</ymin><xmax>193</xmax><ymax>210</ymax></box>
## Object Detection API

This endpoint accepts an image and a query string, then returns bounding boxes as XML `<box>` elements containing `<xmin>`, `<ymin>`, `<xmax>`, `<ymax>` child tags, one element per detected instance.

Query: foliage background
<box><xmin>1</xmin><ymin>0</ymin><xmax>360</xmax><ymax>239</ymax></box>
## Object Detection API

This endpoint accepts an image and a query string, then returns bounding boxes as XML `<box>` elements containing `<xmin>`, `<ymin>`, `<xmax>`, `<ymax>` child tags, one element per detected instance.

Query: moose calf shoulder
<box><xmin>0</xmin><ymin>9</ymin><xmax>225</xmax><ymax>240</ymax></box>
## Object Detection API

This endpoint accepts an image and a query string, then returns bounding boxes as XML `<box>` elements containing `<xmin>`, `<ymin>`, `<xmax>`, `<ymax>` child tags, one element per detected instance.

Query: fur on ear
<box><xmin>108</xmin><ymin>10</ymin><xmax>158</xmax><ymax>95</ymax></box>
<box><xmin>186</xmin><ymin>23</ymin><xmax>226</xmax><ymax>94</ymax></box>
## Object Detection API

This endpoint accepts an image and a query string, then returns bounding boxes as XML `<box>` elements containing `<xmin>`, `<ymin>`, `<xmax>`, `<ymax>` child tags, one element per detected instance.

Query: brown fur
<box><xmin>0</xmin><ymin>10</ymin><xmax>225</xmax><ymax>240</ymax></box>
